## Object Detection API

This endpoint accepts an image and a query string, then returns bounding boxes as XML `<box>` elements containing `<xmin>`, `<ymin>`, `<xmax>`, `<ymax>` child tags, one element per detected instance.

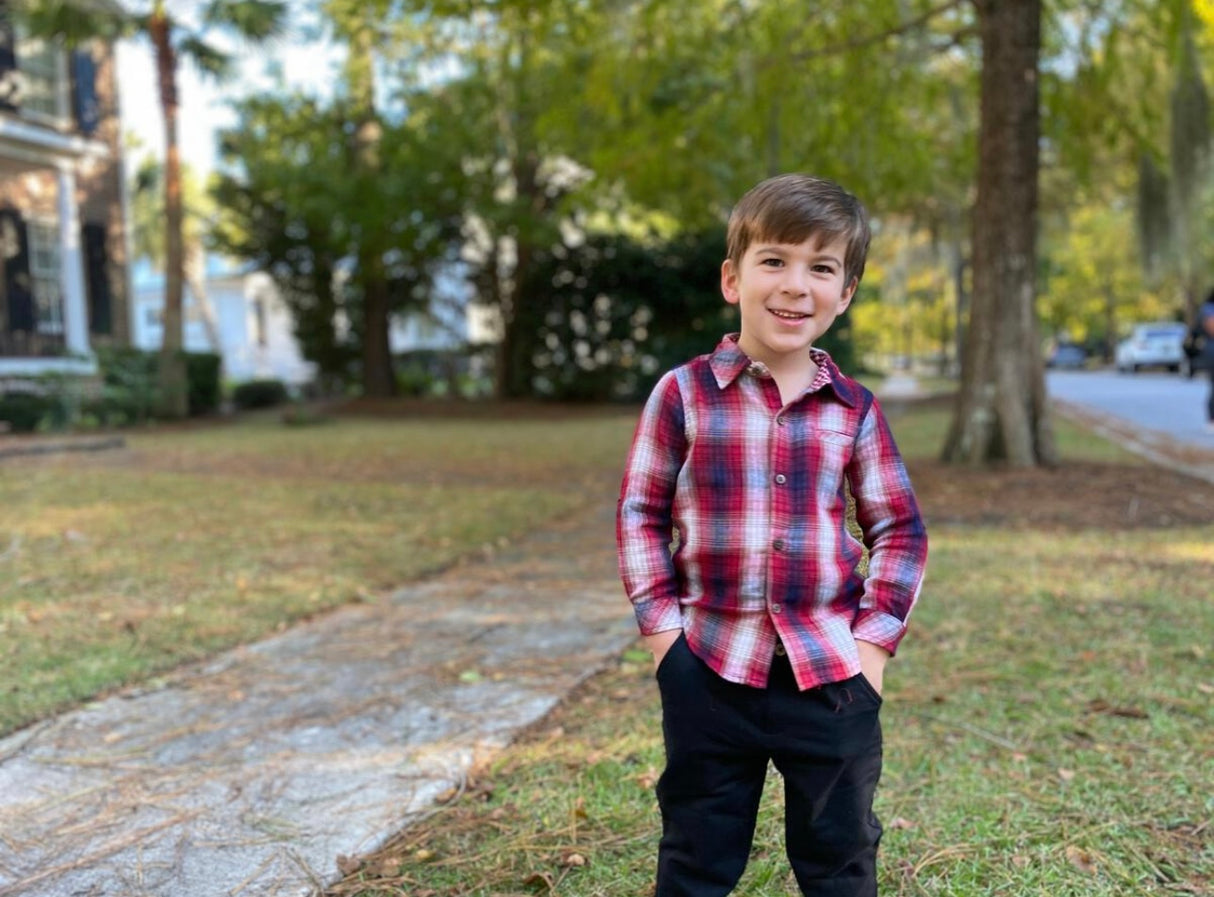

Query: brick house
<box><xmin>0</xmin><ymin>2</ymin><xmax>129</xmax><ymax>378</ymax></box>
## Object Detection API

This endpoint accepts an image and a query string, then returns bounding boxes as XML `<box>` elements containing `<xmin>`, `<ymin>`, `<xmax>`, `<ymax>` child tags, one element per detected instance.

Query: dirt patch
<box><xmin>910</xmin><ymin>459</ymin><xmax>1214</xmax><ymax>530</ymax></box>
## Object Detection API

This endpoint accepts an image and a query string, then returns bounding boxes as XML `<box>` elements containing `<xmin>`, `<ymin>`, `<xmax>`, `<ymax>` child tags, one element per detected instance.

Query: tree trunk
<box><xmin>360</xmin><ymin>255</ymin><xmax>395</xmax><ymax>397</ymax></box>
<box><xmin>347</xmin><ymin>21</ymin><xmax>395</xmax><ymax>398</ymax></box>
<box><xmin>150</xmin><ymin>4</ymin><xmax>188</xmax><ymax>418</ymax></box>
<box><xmin>942</xmin><ymin>0</ymin><xmax>1055</xmax><ymax>467</ymax></box>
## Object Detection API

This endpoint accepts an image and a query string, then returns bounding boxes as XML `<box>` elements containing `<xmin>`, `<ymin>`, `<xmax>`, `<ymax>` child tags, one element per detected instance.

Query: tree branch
<box><xmin>785</xmin><ymin>0</ymin><xmax>972</xmax><ymax>64</ymax></box>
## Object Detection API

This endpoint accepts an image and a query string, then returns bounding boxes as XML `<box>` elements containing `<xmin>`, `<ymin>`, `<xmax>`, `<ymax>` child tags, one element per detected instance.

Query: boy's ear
<box><xmin>721</xmin><ymin>259</ymin><xmax>740</xmax><ymax>305</ymax></box>
<box><xmin>838</xmin><ymin>277</ymin><xmax>859</xmax><ymax>313</ymax></box>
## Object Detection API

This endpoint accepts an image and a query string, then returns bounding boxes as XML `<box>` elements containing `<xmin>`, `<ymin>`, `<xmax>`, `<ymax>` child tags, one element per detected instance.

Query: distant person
<box><xmin>617</xmin><ymin>174</ymin><xmax>929</xmax><ymax>896</ymax></box>
<box><xmin>1200</xmin><ymin>290</ymin><xmax>1214</xmax><ymax>431</ymax></box>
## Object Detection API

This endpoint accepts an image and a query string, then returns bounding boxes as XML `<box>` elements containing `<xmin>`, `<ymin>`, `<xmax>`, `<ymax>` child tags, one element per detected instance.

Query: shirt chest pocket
<box><xmin>809</xmin><ymin>428</ymin><xmax>858</xmax><ymax>475</ymax></box>
<box><xmin>816</xmin><ymin>428</ymin><xmax>856</xmax><ymax>447</ymax></box>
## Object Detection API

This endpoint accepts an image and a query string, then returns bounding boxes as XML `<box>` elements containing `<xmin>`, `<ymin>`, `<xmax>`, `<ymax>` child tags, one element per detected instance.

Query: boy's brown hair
<box><xmin>726</xmin><ymin>174</ymin><xmax>872</xmax><ymax>288</ymax></box>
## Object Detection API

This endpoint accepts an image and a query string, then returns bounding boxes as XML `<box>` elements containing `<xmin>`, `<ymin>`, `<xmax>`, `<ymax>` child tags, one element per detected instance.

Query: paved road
<box><xmin>1047</xmin><ymin>369</ymin><xmax>1214</xmax><ymax>447</ymax></box>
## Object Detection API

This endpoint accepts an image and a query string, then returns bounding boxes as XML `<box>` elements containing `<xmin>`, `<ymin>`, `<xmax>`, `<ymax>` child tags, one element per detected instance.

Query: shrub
<box><xmin>185</xmin><ymin>353</ymin><xmax>222</xmax><ymax>416</ymax></box>
<box><xmin>0</xmin><ymin>391</ymin><xmax>58</xmax><ymax>433</ymax></box>
<box><xmin>94</xmin><ymin>347</ymin><xmax>158</xmax><ymax>424</ymax></box>
<box><xmin>232</xmin><ymin>379</ymin><xmax>289</xmax><ymax>410</ymax></box>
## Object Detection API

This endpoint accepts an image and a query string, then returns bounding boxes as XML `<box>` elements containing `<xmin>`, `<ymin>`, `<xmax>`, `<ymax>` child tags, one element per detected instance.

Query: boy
<box><xmin>616</xmin><ymin>174</ymin><xmax>928</xmax><ymax>897</ymax></box>
<box><xmin>1199</xmin><ymin>290</ymin><xmax>1214</xmax><ymax>430</ymax></box>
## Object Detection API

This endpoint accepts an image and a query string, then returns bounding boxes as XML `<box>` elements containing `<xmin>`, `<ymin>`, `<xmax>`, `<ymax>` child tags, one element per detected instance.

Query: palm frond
<box><xmin>178</xmin><ymin>35</ymin><xmax>232</xmax><ymax>79</ymax></box>
<box><xmin>10</xmin><ymin>0</ymin><xmax>131</xmax><ymax>44</ymax></box>
<box><xmin>201</xmin><ymin>0</ymin><xmax>289</xmax><ymax>42</ymax></box>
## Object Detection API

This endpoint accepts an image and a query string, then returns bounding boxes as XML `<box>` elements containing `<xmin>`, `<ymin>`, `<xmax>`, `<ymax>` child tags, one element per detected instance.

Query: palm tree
<box><xmin>18</xmin><ymin>0</ymin><xmax>285</xmax><ymax>417</ymax></box>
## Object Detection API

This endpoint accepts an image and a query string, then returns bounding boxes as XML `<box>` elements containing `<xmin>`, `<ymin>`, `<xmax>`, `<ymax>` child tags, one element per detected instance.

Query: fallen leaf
<box><xmin>1065</xmin><ymin>845</ymin><xmax>1097</xmax><ymax>874</ymax></box>
<box><xmin>1058</xmin><ymin>768</ymin><xmax>1076</xmax><ymax>782</ymax></box>
<box><xmin>524</xmin><ymin>870</ymin><xmax>555</xmax><ymax>892</ymax></box>
<box><xmin>888</xmin><ymin>817</ymin><xmax>916</xmax><ymax>830</ymax></box>
<box><xmin>335</xmin><ymin>854</ymin><xmax>362</xmax><ymax>875</ymax></box>
<box><xmin>563</xmin><ymin>851</ymin><xmax>588</xmax><ymax>867</ymax></box>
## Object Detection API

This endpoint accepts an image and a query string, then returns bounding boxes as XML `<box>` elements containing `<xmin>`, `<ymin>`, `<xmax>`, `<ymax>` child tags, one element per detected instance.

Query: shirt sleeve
<box><xmin>616</xmin><ymin>371</ymin><xmax>687</xmax><ymax>636</ymax></box>
<box><xmin>846</xmin><ymin>396</ymin><xmax>929</xmax><ymax>654</ymax></box>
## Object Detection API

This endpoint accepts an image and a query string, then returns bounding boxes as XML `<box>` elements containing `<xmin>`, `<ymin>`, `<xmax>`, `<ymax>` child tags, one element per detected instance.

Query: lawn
<box><xmin>2</xmin><ymin>398</ymin><xmax>1210</xmax><ymax>896</ymax></box>
<box><xmin>321</xmin><ymin>400</ymin><xmax>1214</xmax><ymax>897</ymax></box>
<box><xmin>0</xmin><ymin>406</ymin><xmax>640</xmax><ymax>737</ymax></box>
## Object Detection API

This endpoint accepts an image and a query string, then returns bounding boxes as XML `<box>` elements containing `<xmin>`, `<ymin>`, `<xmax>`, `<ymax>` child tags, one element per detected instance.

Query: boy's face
<box><xmin>721</xmin><ymin>234</ymin><xmax>857</xmax><ymax>369</ymax></box>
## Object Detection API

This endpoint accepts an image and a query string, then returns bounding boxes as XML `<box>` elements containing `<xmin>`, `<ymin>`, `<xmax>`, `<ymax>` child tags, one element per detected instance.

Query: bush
<box><xmin>185</xmin><ymin>353</ymin><xmax>222</xmax><ymax>416</ymax></box>
<box><xmin>94</xmin><ymin>347</ymin><xmax>158</xmax><ymax>424</ymax></box>
<box><xmin>93</xmin><ymin>348</ymin><xmax>223</xmax><ymax>420</ymax></box>
<box><xmin>0</xmin><ymin>391</ymin><xmax>58</xmax><ymax>433</ymax></box>
<box><xmin>232</xmin><ymin>379</ymin><xmax>289</xmax><ymax>410</ymax></box>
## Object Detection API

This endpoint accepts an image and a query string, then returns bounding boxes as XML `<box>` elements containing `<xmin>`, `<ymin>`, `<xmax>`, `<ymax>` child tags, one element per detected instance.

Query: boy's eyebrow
<box><xmin>752</xmin><ymin>244</ymin><xmax>844</xmax><ymax>264</ymax></box>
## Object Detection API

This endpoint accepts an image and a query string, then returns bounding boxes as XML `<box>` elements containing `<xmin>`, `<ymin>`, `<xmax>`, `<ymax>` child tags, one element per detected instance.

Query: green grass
<box><xmin>326</xmin><ymin>401</ymin><xmax>1214</xmax><ymax>897</ymax></box>
<box><xmin>0</xmin><ymin>410</ymin><xmax>639</xmax><ymax>736</ymax></box>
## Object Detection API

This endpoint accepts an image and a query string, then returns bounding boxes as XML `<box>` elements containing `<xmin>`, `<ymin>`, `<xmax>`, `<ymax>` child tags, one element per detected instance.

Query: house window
<box><xmin>27</xmin><ymin>220</ymin><xmax>65</xmax><ymax>336</ymax></box>
<box><xmin>14</xmin><ymin>26</ymin><xmax>68</xmax><ymax>125</ymax></box>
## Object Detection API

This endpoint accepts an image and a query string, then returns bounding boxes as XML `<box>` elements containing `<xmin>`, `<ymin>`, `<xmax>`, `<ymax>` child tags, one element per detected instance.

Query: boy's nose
<box><xmin>782</xmin><ymin>269</ymin><xmax>810</xmax><ymax>296</ymax></box>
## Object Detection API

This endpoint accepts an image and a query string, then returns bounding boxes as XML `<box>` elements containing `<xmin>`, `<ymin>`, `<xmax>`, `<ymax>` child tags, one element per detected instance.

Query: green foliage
<box><xmin>231</xmin><ymin>378</ymin><xmax>289</xmax><ymax>410</ymax></box>
<box><xmin>0</xmin><ymin>392</ymin><xmax>58</xmax><ymax>434</ymax></box>
<box><xmin>185</xmin><ymin>352</ymin><xmax>223</xmax><ymax>416</ymax></box>
<box><xmin>91</xmin><ymin>348</ymin><xmax>221</xmax><ymax>422</ymax></box>
<box><xmin>211</xmin><ymin>91</ymin><xmax>467</xmax><ymax>393</ymax></box>
<box><xmin>94</xmin><ymin>347</ymin><xmax>159</xmax><ymax>425</ymax></box>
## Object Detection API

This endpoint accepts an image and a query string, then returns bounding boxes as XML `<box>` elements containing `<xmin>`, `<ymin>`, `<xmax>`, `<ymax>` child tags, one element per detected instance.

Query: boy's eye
<box><xmin>760</xmin><ymin>257</ymin><xmax>783</xmax><ymax>267</ymax></box>
<box><xmin>812</xmin><ymin>264</ymin><xmax>836</xmax><ymax>274</ymax></box>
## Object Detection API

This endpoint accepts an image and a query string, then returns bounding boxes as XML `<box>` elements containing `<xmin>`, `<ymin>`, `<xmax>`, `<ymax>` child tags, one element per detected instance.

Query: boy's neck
<box><xmin>770</xmin><ymin>361</ymin><xmax>820</xmax><ymax>407</ymax></box>
<box><xmin>744</xmin><ymin>350</ymin><xmax>820</xmax><ymax>406</ymax></box>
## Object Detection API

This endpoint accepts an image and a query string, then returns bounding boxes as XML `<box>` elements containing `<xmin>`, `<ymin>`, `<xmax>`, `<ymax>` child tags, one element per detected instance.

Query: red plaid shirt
<box><xmin>617</xmin><ymin>335</ymin><xmax>928</xmax><ymax>690</ymax></box>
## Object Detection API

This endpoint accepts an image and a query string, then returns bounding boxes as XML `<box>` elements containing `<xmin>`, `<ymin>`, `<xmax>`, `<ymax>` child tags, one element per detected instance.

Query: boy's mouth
<box><xmin>769</xmin><ymin>308</ymin><xmax>810</xmax><ymax>320</ymax></box>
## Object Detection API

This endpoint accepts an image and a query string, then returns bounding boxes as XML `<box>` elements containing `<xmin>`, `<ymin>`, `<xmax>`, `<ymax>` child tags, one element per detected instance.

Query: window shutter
<box><xmin>0</xmin><ymin>6</ymin><xmax>17</xmax><ymax>112</ymax></box>
<box><xmin>72</xmin><ymin>49</ymin><xmax>100</xmax><ymax>136</ymax></box>
<box><xmin>82</xmin><ymin>222</ymin><xmax>112</xmax><ymax>334</ymax></box>
<box><xmin>1</xmin><ymin>208</ymin><xmax>34</xmax><ymax>333</ymax></box>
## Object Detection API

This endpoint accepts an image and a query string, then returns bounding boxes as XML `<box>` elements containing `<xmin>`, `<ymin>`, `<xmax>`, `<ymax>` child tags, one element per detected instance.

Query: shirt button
<box><xmin>776</xmin><ymin>416</ymin><xmax>787</xmax><ymax>426</ymax></box>
<box><xmin>774</xmin><ymin>474</ymin><xmax>787</xmax><ymax>485</ymax></box>
<box><xmin>773</xmin><ymin>539</ymin><xmax>785</xmax><ymax>551</ymax></box>
<box><xmin>771</xmin><ymin>603</ymin><xmax>783</xmax><ymax>614</ymax></box>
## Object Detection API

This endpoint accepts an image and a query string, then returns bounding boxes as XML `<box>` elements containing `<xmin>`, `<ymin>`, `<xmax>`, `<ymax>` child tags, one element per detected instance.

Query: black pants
<box><xmin>1206</xmin><ymin>357</ymin><xmax>1214</xmax><ymax>421</ymax></box>
<box><xmin>654</xmin><ymin>635</ymin><xmax>884</xmax><ymax>897</ymax></box>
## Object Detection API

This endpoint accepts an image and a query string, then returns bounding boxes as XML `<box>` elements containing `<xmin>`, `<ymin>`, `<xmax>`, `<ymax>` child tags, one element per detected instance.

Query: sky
<box><xmin>114</xmin><ymin>12</ymin><xmax>341</xmax><ymax>178</ymax></box>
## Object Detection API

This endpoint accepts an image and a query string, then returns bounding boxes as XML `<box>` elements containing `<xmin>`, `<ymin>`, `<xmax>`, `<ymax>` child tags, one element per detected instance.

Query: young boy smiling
<box><xmin>617</xmin><ymin>174</ymin><xmax>928</xmax><ymax>896</ymax></box>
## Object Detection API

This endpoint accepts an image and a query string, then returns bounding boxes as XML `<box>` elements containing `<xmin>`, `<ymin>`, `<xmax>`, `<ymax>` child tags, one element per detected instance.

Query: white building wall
<box><xmin>132</xmin><ymin>269</ymin><xmax>316</xmax><ymax>387</ymax></box>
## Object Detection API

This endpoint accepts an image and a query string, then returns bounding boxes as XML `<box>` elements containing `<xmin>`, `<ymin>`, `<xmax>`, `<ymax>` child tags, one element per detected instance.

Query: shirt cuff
<box><xmin>852</xmin><ymin>610</ymin><xmax>908</xmax><ymax>656</ymax></box>
<box><xmin>633</xmin><ymin>597</ymin><xmax>684</xmax><ymax>636</ymax></box>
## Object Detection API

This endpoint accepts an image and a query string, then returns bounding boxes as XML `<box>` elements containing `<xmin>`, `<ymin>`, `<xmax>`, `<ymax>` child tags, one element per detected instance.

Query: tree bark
<box><xmin>150</xmin><ymin>3</ymin><xmax>188</xmax><ymax>418</ymax></box>
<box><xmin>943</xmin><ymin>0</ymin><xmax>1055</xmax><ymax>466</ymax></box>
<box><xmin>348</xmin><ymin>21</ymin><xmax>395</xmax><ymax>398</ymax></box>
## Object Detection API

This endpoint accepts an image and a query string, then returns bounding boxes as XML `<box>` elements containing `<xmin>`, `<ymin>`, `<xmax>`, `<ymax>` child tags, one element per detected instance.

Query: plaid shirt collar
<box><xmin>707</xmin><ymin>334</ymin><xmax>862</xmax><ymax>408</ymax></box>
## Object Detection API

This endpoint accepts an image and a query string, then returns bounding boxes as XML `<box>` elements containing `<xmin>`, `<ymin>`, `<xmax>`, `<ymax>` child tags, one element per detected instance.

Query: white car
<box><xmin>1115</xmin><ymin>322</ymin><xmax>1187</xmax><ymax>373</ymax></box>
